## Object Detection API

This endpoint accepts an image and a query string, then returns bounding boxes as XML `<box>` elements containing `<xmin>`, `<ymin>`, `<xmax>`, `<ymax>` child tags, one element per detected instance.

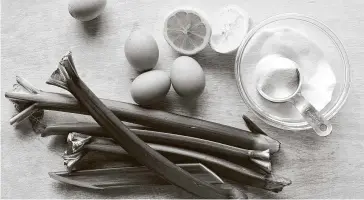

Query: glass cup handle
<box><xmin>290</xmin><ymin>94</ymin><xmax>332</xmax><ymax>136</ymax></box>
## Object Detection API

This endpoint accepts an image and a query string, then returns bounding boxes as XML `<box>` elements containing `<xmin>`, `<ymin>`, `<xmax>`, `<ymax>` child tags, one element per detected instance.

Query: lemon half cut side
<box><xmin>210</xmin><ymin>5</ymin><xmax>251</xmax><ymax>54</ymax></box>
<box><xmin>164</xmin><ymin>8</ymin><xmax>212</xmax><ymax>55</ymax></box>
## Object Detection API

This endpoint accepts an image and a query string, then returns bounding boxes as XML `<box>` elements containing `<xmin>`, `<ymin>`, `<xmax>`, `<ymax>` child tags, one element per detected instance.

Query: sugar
<box><xmin>301</xmin><ymin>60</ymin><xmax>336</xmax><ymax>110</ymax></box>
<box><xmin>257</xmin><ymin>55</ymin><xmax>301</xmax><ymax>101</ymax></box>
<box><xmin>254</xmin><ymin>27</ymin><xmax>336</xmax><ymax>111</ymax></box>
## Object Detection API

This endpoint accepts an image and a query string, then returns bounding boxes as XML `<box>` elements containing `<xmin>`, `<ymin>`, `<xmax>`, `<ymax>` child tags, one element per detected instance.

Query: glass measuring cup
<box><xmin>256</xmin><ymin>55</ymin><xmax>332</xmax><ymax>136</ymax></box>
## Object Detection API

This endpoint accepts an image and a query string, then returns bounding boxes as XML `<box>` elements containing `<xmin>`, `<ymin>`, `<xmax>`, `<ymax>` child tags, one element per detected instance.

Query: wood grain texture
<box><xmin>1</xmin><ymin>0</ymin><xmax>364</xmax><ymax>198</ymax></box>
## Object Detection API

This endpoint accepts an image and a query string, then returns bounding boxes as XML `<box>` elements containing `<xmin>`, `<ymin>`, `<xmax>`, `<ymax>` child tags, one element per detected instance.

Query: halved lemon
<box><xmin>209</xmin><ymin>5</ymin><xmax>251</xmax><ymax>54</ymax></box>
<box><xmin>164</xmin><ymin>8</ymin><xmax>211</xmax><ymax>55</ymax></box>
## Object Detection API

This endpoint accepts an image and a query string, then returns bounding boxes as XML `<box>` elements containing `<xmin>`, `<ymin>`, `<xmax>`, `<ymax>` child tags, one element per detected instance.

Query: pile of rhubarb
<box><xmin>5</xmin><ymin>52</ymin><xmax>291</xmax><ymax>199</ymax></box>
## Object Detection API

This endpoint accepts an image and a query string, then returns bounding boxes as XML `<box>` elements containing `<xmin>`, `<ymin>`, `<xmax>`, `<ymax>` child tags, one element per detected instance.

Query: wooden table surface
<box><xmin>2</xmin><ymin>0</ymin><xmax>364</xmax><ymax>198</ymax></box>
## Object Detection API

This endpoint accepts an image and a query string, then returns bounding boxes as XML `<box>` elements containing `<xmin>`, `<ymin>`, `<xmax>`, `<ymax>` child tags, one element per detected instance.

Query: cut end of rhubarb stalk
<box><xmin>46</xmin><ymin>52</ymin><xmax>79</xmax><ymax>90</ymax></box>
<box><xmin>250</xmin><ymin>158</ymin><xmax>271</xmax><ymax>174</ymax></box>
<box><xmin>66</xmin><ymin>132</ymin><xmax>92</xmax><ymax>154</ymax></box>
<box><xmin>46</xmin><ymin>67</ymin><xmax>69</xmax><ymax>90</ymax></box>
<box><xmin>242</xmin><ymin>115</ymin><xmax>281</xmax><ymax>154</ymax></box>
<box><xmin>250</xmin><ymin>149</ymin><xmax>270</xmax><ymax>161</ymax></box>
<box><xmin>62</xmin><ymin>150</ymin><xmax>86</xmax><ymax>173</ymax></box>
<box><xmin>251</xmin><ymin>135</ymin><xmax>281</xmax><ymax>155</ymax></box>
<box><xmin>63</xmin><ymin>131</ymin><xmax>90</xmax><ymax>172</ymax></box>
<box><xmin>264</xmin><ymin>174</ymin><xmax>292</xmax><ymax>193</ymax></box>
<box><xmin>256</xmin><ymin>135</ymin><xmax>281</xmax><ymax>155</ymax></box>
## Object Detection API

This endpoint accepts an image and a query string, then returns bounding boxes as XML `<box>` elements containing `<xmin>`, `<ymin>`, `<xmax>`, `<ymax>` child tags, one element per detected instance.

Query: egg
<box><xmin>125</xmin><ymin>30</ymin><xmax>159</xmax><ymax>72</ymax></box>
<box><xmin>170</xmin><ymin>56</ymin><xmax>205</xmax><ymax>98</ymax></box>
<box><xmin>68</xmin><ymin>0</ymin><xmax>107</xmax><ymax>22</ymax></box>
<box><xmin>131</xmin><ymin>70</ymin><xmax>171</xmax><ymax>106</ymax></box>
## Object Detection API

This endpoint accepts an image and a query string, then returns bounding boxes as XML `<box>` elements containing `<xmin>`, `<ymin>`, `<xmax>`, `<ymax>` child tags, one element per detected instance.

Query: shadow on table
<box><xmin>81</xmin><ymin>16</ymin><xmax>103</xmax><ymax>37</ymax></box>
<box><xmin>192</xmin><ymin>45</ymin><xmax>236</xmax><ymax>76</ymax></box>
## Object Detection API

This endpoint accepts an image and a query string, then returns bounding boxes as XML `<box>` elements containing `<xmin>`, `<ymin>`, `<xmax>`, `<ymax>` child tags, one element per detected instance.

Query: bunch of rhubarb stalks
<box><xmin>5</xmin><ymin>52</ymin><xmax>291</xmax><ymax>199</ymax></box>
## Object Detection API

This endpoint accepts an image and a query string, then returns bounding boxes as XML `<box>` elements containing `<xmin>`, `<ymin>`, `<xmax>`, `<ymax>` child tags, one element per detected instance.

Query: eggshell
<box><xmin>131</xmin><ymin>70</ymin><xmax>171</xmax><ymax>105</ymax></box>
<box><xmin>125</xmin><ymin>30</ymin><xmax>159</xmax><ymax>72</ymax></box>
<box><xmin>170</xmin><ymin>56</ymin><xmax>205</xmax><ymax>98</ymax></box>
<box><xmin>68</xmin><ymin>0</ymin><xmax>107</xmax><ymax>21</ymax></box>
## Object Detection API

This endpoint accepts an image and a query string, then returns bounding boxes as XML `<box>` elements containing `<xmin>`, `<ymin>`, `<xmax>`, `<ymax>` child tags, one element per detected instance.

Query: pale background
<box><xmin>1</xmin><ymin>0</ymin><xmax>364</xmax><ymax>198</ymax></box>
